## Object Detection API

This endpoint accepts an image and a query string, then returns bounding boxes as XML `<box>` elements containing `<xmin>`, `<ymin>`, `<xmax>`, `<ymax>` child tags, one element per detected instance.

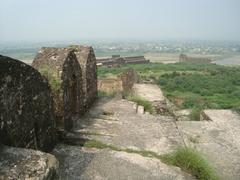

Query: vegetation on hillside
<box><xmin>98</xmin><ymin>62</ymin><xmax>240</xmax><ymax>114</ymax></box>
<box><xmin>158</xmin><ymin>68</ymin><xmax>240</xmax><ymax>109</ymax></box>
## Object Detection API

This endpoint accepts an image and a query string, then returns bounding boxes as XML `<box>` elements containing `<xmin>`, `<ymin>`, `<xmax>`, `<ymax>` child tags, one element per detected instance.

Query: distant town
<box><xmin>0</xmin><ymin>40</ymin><xmax>240</xmax><ymax>65</ymax></box>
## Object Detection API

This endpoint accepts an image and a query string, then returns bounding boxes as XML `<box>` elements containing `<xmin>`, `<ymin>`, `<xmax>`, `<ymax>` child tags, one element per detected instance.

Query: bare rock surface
<box><xmin>0</xmin><ymin>145</ymin><xmax>59</xmax><ymax>180</ymax></box>
<box><xmin>177</xmin><ymin>110</ymin><xmax>240</xmax><ymax>180</ymax></box>
<box><xmin>71</xmin><ymin>98</ymin><xmax>184</xmax><ymax>155</ymax></box>
<box><xmin>53</xmin><ymin>145</ymin><xmax>193</xmax><ymax>180</ymax></box>
<box><xmin>52</xmin><ymin>98</ymin><xmax>193</xmax><ymax>180</ymax></box>
<box><xmin>133</xmin><ymin>83</ymin><xmax>165</xmax><ymax>102</ymax></box>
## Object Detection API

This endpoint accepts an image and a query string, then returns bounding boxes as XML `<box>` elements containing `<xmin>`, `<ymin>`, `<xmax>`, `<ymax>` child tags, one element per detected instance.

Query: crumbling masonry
<box><xmin>70</xmin><ymin>45</ymin><xmax>98</xmax><ymax>109</ymax></box>
<box><xmin>0</xmin><ymin>55</ymin><xmax>56</xmax><ymax>151</ymax></box>
<box><xmin>32</xmin><ymin>48</ymin><xmax>84</xmax><ymax>131</ymax></box>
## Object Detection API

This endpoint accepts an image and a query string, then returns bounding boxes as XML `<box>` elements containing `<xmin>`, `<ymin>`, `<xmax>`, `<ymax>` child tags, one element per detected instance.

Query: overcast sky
<box><xmin>0</xmin><ymin>0</ymin><xmax>240</xmax><ymax>42</ymax></box>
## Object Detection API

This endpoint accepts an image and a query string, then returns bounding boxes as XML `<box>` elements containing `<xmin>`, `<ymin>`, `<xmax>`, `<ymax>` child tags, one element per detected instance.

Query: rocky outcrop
<box><xmin>177</xmin><ymin>110</ymin><xmax>240</xmax><ymax>179</ymax></box>
<box><xmin>0</xmin><ymin>55</ymin><xmax>56</xmax><ymax>151</ymax></box>
<box><xmin>0</xmin><ymin>144</ymin><xmax>59</xmax><ymax>180</ymax></box>
<box><xmin>32</xmin><ymin>48</ymin><xmax>84</xmax><ymax>131</ymax></box>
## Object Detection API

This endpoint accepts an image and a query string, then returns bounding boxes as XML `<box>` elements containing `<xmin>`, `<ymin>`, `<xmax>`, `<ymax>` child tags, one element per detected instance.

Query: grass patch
<box><xmin>83</xmin><ymin>139</ymin><xmax>121</xmax><ymax>151</ymax></box>
<box><xmin>98</xmin><ymin>91</ymin><xmax>117</xmax><ymax>98</ymax></box>
<box><xmin>161</xmin><ymin>147</ymin><xmax>218</xmax><ymax>180</ymax></box>
<box><xmin>189</xmin><ymin>107</ymin><xmax>202</xmax><ymax>121</ymax></box>
<box><xmin>83</xmin><ymin>140</ymin><xmax>218</xmax><ymax>180</ymax></box>
<box><xmin>127</xmin><ymin>95</ymin><xmax>154</xmax><ymax>114</ymax></box>
<box><xmin>38</xmin><ymin>67</ymin><xmax>62</xmax><ymax>91</ymax></box>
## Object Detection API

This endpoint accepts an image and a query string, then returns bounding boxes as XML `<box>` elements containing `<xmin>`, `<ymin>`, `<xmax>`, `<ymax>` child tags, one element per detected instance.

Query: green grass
<box><xmin>98</xmin><ymin>62</ymin><xmax>240</xmax><ymax>116</ymax></box>
<box><xmin>127</xmin><ymin>95</ymin><xmax>154</xmax><ymax>114</ymax></box>
<box><xmin>98</xmin><ymin>62</ymin><xmax>231</xmax><ymax>79</ymax></box>
<box><xmin>158</xmin><ymin>70</ymin><xmax>240</xmax><ymax>109</ymax></box>
<box><xmin>161</xmin><ymin>147</ymin><xmax>218</xmax><ymax>180</ymax></box>
<box><xmin>189</xmin><ymin>107</ymin><xmax>202</xmax><ymax>121</ymax></box>
<box><xmin>83</xmin><ymin>140</ymin><xmax>218</xmax><ymax>180</ymax></box>
<box><xmin>98</xmin><ymin>90</ymin><xmax>117</xmax><ymax>98</ymax></box>
<box><xmin>38</xmin><ymin>67</ymin><xmax>62</xmax><ymax>92</ymax></box>
<box><xmin>84</xmin><ymin>139</ymin><xmax>121</xmax><ymax>151</ymax></box>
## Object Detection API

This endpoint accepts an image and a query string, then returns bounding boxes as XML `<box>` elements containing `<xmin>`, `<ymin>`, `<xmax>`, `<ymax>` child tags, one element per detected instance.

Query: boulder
<box><xmin>0</xmin><ymin>144</ymin><xmax>59</xmax><ymax>180</ymax></box>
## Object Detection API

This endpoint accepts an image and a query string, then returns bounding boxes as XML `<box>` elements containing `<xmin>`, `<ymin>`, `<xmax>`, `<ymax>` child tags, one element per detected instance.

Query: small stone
<box><xmin>137</xmin><ymin>105</ymin><xmax>144</xmax><ymax>114</ymax></box>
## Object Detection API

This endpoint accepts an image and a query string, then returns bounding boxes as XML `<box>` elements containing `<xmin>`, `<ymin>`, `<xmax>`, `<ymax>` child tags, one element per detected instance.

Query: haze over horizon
<box><xmin>0</xmin><ymin>0</ymin><xmax>240</xmax><ymax>43</ymax></box>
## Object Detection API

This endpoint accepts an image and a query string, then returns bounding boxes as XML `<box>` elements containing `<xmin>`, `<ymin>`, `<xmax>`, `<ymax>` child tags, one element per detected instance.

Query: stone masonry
<box><xmin>32</xmin><ymin>48</ymin><xmax>84</xmax><ymax>131</ymax></box>
<box><xmin>0</xmin><ymin>55</ymin><xmax>56</xmax><ymax>151</ymax></box>
<box><xmin>70</xmin><ymin>45</ymin><xmax>98</xmax><ymax>109</ymax></box>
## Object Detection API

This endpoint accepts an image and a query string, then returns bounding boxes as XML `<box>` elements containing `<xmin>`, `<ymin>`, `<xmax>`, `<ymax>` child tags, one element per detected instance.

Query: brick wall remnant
<box><xmin>0</xmin><ymin>55</ymin><xmax>56</xmax><ymax>151</ymax></box>
<box><xmin>32</xmin><ymin>48</ymin><xmax>84</xmax><ymax>131</ymax></box>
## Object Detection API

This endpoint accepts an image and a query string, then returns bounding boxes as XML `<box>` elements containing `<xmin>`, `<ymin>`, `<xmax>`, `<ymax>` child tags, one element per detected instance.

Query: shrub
<box><xmin>38</xmin><ymin>67</ymin><xmax>61</xmax><ymax>92</ymax></box>
<box><xmin>98</xmin><ymin>91</ymin><xmax>117</xmax><ymax>97</ymax></box>
<box><xmin>127</xmin><ymin>95</ymin><xmax>154</xmax><ymax>114</ymax></box>
<box><xmin>160</xmin><ymin>147</ymin><xmax>218</xmax><ymax>180</ymax></box>
<box><xmin>189</xmin><ymin>107</ymin><xmax>202</xmax><ymax>121</ymax></box>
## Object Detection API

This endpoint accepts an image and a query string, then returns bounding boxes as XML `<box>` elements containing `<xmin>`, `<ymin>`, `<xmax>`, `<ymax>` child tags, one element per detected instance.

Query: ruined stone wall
<box><xmin>98</xmin><ymin>69</ymin><xmax>138</xmax><ymax>95</ymax></box>
<box><xmin>98</xmin><ymin>78</ymin><xmax>123</xmax><ymax>94</ymax></box>
<box><xmin>32</xmin><ymin>48</ymin><xmax>84</xmax><ymax>131</ymax></box>
<box><xmin>71</xmin><ymin>45</ymin><xmax>98</xmax><ymax>109</ymax></box>
<box><xmin>179</xmin><ymin>54</ymin><xmax>212</xmax><ymax>64</ymax></box>
<box><xmin>121</xmin><ymin>68</ymin><xmax>139</xmax><ymax>92</ymax></box>
<box><xmin>97</xmin><ymin>56</ymin><xmax>149</xmax><ymax>66</ymax></box>
<box><xmin>0</xmin><ymin>55</ymin><xmax>56</xmax><ymax>151</ymax></box>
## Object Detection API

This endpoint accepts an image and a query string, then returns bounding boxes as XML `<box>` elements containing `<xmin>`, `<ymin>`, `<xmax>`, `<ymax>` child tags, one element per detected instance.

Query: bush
<box><xmin>127</xmin><ymin>95</ymin><xmax>154</xmax><ymax>114</ymax></box>
<box><xmin>38</xmin><ymin>67</ymin><xmax>61</xmax><ymax>91</ymax></box>
<box><xmin>98</xmin><ymin>91</ymin><xmax>117</xmax><ymax>97</ymax></box>
<box><xmin>189</xmin><ymin>107</ymin><xmax>202</xmax><ymax>121</ymax></box>
<box><xmin>160</xmin><ymin>147</ymin><xmax>218</xmax><ymax>180</ymax></box>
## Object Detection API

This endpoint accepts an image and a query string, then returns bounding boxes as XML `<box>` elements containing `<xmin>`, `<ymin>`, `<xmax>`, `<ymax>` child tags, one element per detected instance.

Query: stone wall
<box><xmin>97</xmin><ymin>55</ymin><xmax>150</xmax><ymax>66</ymax></box>
<box><xmin>32</xmin><ymin>48</ymin><xmax>84</xmax><ymax>131</ymax></box>
<box><xmin>70</xmin><ymin>45</ymin><xmax>98</xmax><ymax>109</ymax></box>
<box><xmin>98</xmin><ymin>69</ymin><xmax>139</xmax><ymax>95</ymax></box>
<box><xmin>0</xmin><ymin>55</ymin><xmax>56</xmax><ymax>151</ymax></box>
<box><xmin>98</xmin><ymin>78</ymin><xmax>123</xmax><ymax>94</ymax></box>
<box><xmin>121</xmin><ymin>68</ymin><xmax>139</xmax><ymax>92</ymax></box>
<box><xmin>179</xmin><ymin>54</ymin><xmax>212</xmax><ymax>64</ymax></box>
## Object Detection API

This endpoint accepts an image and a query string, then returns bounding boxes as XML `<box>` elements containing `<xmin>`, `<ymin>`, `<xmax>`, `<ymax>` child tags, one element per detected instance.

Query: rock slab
<box><xmin>0</xmin><ymin>145</ymin><xmax>59</xmax><ymax>180</ymax></box>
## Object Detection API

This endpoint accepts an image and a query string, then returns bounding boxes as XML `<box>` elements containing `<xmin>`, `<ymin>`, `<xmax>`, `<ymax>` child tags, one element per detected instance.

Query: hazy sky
<box><xmin>0</xmin><ymin>0</ymin><xmax>240</xmax><ymax>42</ymax></box>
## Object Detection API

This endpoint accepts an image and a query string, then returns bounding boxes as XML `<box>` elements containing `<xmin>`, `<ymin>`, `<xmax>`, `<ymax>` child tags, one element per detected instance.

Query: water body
<box><xmin>214</xmin><ymin>55</ymin><xmax>240</xmax><ymax>66</ymax></box>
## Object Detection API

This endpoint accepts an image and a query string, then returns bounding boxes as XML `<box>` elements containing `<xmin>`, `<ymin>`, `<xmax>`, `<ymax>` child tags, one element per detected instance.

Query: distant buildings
<box><xmin>97</xmin><ymin>55</ymin><xmax>150</xmax><ymax>66</ymax></box>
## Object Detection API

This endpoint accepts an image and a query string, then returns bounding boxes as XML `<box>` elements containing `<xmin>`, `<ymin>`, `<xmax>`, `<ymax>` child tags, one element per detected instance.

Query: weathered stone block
<box><xmin>32</xmin><ymin>48</ymin><xmax>84</xmax><ymax>131</ymax></box>
<box><xmin>0</xmin><ymin>55</ymin><xmax>56</xmax><ymax>151</ymax></box>
<box><xmin>70</xmin><ymin>45</ymin><xmax>98</xmax><ymax>109</ymax></box>
<box><xmin>0</xmin><ymin>144</ymin><xmax>59</xmax><ymax>180</ymax></box>
<box><xmin>121</xmin><ymin>68</ymin><xmax>139</xmax><ymax>92</ymax></box>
